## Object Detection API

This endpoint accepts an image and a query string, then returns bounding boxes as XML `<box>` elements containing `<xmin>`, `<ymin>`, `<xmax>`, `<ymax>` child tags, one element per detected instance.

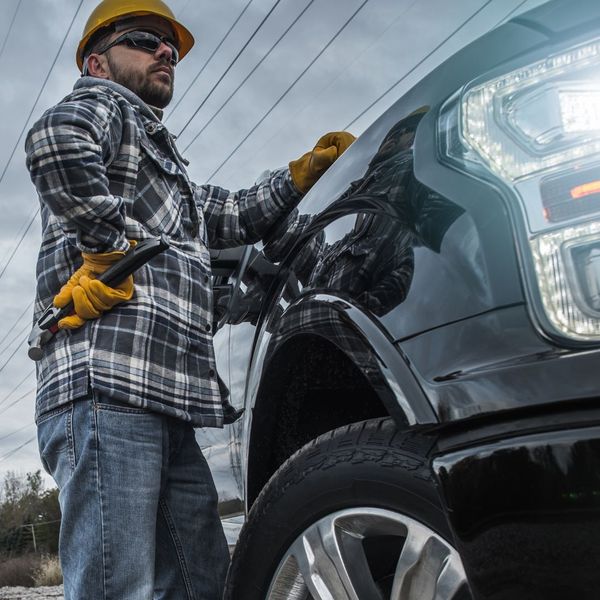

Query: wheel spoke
<box><xmin>290</xmin><ymin>534</ymin><xmax>346</xmax><ymax>600</ymax></box>
<box><xmin>432</xmin><ymin>555</ymin><xmax>468</xmax><ymax>600</ymax></box>
<box><xmin>389</xmin><ymin>528</ymin><xmax>450</xmax><ymax>600</ymax></box>
<box><xmin>267</xmin><ymin>554</ymin><xmax>310</xmax><ymax>600</ymax></box>
<box><xmin>329</xmin><ymin>516</ymin><xmax>386</xmax><ymax>600</ymax></box>
<box><xmin>289</xmin><ymin>515</ymin><xmax>380</xmax><ymax>600</ymax></box>
<box><xmin>389</xmin><ymin>528</ymin><xmax>427</xmax><ymax>600</ymax></box>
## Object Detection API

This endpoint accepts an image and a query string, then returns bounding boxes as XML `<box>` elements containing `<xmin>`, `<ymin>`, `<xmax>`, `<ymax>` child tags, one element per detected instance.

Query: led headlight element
<box><xmin>559</xmin><ymin>90</ymin><xmax>600</xmax><ymax>133</ymax></box>
<box><xmin>530</xmin><ymin>221</ymin><xmax>600</xmax><ymax>340</ymax></box>
<box><xmin>461</xmin><ymin>40</ymin><xmax>600</xmax><ymax>181</ymax></box>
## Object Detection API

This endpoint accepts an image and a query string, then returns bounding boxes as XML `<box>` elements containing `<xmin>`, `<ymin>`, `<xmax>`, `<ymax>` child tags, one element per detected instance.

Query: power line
<box><xmin>202</xmin><ymin>0</ymin><xmax>371</xmax><ymax>178</ymax></box>
<box><xmin>0</xmin><ymin>0</ymin><xmax>84</xmax><ymax>277</ymax></box>
<box><xmin>0</xmin><ymin>0</ymin><xmax>85</xmax><ymax>186</ymax></box>
<box><xmin>177</xmin><ymin>0</ymin><xmax>316</xmax><ymax>149</ymax></box>
<box><xmin>0</xmin><ymin>0</ymin><xmax>23</xmax><ymax>63</ymax></box>
<box><xmin>0</xmin><ymin>388</ymin><xmax>36</xmax><ymax>418</ymax></box>
<box><xmin>344</xmin><ymin>0</ymin><xmax>497</xmax><ymax>130</ymax></box>
<box><xmin>0</xmin><ymin>367</ymin><xmax>35</xmax><ymax>409</ymax></box>
<box><xmin>0</xmin><ymin>435</ymin><xmax>36</xmax><ymax>462</ymax></box>
<box><xmin>18</xmin><ymin>520</ymin><xmax>61</xmax><ymax>528</ymax></box>
<box><xmin>0</xmin><ymin>301</ymin><xmax>33</xmax><ymax>351</ymax></box>
<box><xmin>0</xmin><ymin>338</ymin><xmax>27</xmax><ymax>378</ymax></box>
<box><xmin>165</xmin><ymin>0</ymin><xmax>255</xmax><ymax>123</ymax></box>
<box><xmin>0</xmin><ymin>208</ymin><xmax>39</xmax><ymax>282</ymax></box>
<box><xmin>176</xmin><ymin>0</ymin><xmax>193</xmax><ymax>18</ymax></box>
<box><xmin>176</xmin><ymin>0</ymin><xmax>283</xmax><ymax>139</ymax></box>
<box><xmin>498</xmin><ymin>0</ymin><xmax>532</xmax><ymax>23</ymax></box>
<box><xmin>0</xmin><ymin>422</ymin><xmax>34</xmax><ymax>444</ymax></box>
<box><xmin>0</xmin><ymin>205</ymin><xmax>38</xmax><ymax>269</ymax></box>
<box><xmin>234</xmin><ymin>0</ymin><xmax>419</xmax><ymax>174</ymax></box>
<box><xmin>0</xmin><ymin>321</ymin><xmax>30</xmax><ymax>361</ymax></box>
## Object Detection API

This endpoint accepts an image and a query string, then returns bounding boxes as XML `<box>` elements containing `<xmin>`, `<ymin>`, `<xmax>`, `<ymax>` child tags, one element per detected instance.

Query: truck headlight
<box><xmin>438</xmin><ymin>38</ymin><xmax>600</xmax><ymax>342</ymax></box>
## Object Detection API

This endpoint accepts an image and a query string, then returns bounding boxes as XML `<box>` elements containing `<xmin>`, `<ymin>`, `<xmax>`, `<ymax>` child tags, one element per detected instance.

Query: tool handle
<box><xmin>27</xmin><ymin>236</ymin><xmax>169</xmax><ymax>361</ymax></box>
<box><xmin>99</xmin><ymin>236</ymin><xmax>169</xmax><ymax>287</ymax></box>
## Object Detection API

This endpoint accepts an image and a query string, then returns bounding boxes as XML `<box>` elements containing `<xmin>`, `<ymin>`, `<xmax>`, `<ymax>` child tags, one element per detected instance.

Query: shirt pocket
<box><xmin>134</xmin><ymin>138</ymin><xmax>188</xmax><ymax>239</ymax></box>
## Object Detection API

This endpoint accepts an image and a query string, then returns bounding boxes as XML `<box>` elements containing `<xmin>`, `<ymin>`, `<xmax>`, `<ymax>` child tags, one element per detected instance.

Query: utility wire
<box><xmin>18</xmin><ymin>520</ymin><xmax>62</xmax><ymax>528</ymax></box>
<box><xmin>0</xmin><ymin>435</ymin><xmax>36</xmax><ymax>462</ymax></box>
<box><xmin>0</xmin><ymin>321</ymin><xmax>30</xmax><ymax>360</ymax></box>
<box><xmin>499</xmin><ymin>0</ymin><xmax>532</xmax><ymax>23</ymax></box>
<box><xmin>0</xmin><ymin>205</ymin><xmax>38</xmax><ymax>269</ymax></box>
<box><xmin>0</xmin><ymin>368</ymin><xmax>35</xmax><ymax>409</ymax></box>
<box><xmin>0</xmin><ymin>422</ymin><xmax>34</xmax><ymax>444</ymax></box>
<box><xmin>202</xmin><ymin>0</ymin><xmax>371</xmax><ymax>178</ymax></box>
<box><xmin>165</xmin><ymin>0</ymin><xmax>255</xmax><ymax>123</ymax></box>
<box><xmin>182</xmin><ymin>0</ymin><xmax>316</xmax><ymax>148</ymax></box>
<box><xmin>176</xmin><ymin>0</ymin><xmax>193</xmax><ymax>18</ymax></box>
<box><xmin>0</xmin><ymin>208</ymin><xmax>39</xmax><ymax>282</ymax></box>
<box><xmin>176</xmin><ymin>0</ymin><xmax>283</xmax><ymax>139</ymax></box>
<box><xmin>0</xmin><ymin>338</ymin><xmax>26</xmax><ymax>378</ymax></box>
<box><xmin>0</xmin><ymin>301</ymin><xmax>33</xmax><ymax>351</ymax></box>
<box><xmin>235</xmin><ymin>0</ymin><xmax>419</xmax><ymax>174</ymax></box>
<box><xmin>0</xmin><ymin>0</ymin><xmax>84</xmax><ymax>278</ymax></box>
<box><xmin>0</xmin><ymin>0</ymin><xmax>23</xmax><ymax>63</ymax></box>
<box><xmin>0</xmin><ymin>0</ymin><xmax>85</xmax><ymax>186</ymax></box>
<box><xmin>344</xmin><ymin>0</ymin><xmax>496</xmax><ymax>130</ymax></box>
<box><xmin>0</xmin><ymin>388</ymin><xmax>36</xmax><ymax>418</ymax></box>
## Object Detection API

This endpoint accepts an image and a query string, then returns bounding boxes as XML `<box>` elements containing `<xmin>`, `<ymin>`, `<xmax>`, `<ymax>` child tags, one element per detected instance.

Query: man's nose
<box><xmin>155</xmin><ymin>42</ymin><xmax>174</xmax><ymax>64</ymax></box>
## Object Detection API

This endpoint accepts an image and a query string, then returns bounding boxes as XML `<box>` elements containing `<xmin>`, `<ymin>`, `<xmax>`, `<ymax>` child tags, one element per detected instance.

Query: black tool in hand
<box><xmin>27</xmin><ymin>236</ymin><xmax>169</xmax><ymax>361</ymax></box>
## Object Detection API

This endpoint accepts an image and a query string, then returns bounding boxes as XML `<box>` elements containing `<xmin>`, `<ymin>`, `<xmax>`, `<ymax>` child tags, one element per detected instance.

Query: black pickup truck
<box><xmin>202</xmin><ymin>0</ymin><xmax>600</xmax><ymax>597</ymax></box>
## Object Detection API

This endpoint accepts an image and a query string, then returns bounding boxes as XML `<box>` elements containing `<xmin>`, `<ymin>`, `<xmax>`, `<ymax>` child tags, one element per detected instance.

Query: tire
<box><xmin>224</xmin><ymin>418</ymin><xmax>470</xmax><ymax>600</ymax></box>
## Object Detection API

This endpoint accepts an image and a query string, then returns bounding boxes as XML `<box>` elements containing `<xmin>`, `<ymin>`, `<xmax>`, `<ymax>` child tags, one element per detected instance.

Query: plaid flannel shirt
<box><xmin>25</xmin><ymin>78</ymin><xmax>302</xmax><ymax>427</ymax></box>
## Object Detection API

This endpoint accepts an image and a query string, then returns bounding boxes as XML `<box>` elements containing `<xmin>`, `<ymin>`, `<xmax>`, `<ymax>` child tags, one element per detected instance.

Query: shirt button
<box><xmin>205</xmin><ymin>324</ymin><xmax>211</xmax><ymax>332</ymax></box>
<box><xmin>208</xmin><ymin>369</ymin><xmax>215</xmax><ymax>377</ymax></box>
<box><xmin>204</xmin><ymin>275</ymin><xmax>209</xmax><ymax>283</ymax></box>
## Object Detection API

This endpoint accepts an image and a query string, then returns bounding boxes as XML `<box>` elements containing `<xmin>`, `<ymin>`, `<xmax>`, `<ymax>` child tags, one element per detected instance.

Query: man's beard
<box><xmin>106</xmin><ymin>54</ymin><xmax>174</xmax><ymax>109</ymax></box>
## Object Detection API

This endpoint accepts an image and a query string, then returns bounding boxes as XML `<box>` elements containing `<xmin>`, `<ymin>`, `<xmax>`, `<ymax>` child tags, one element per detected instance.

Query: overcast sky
<box><xmin>0</xmin><ymin>0</ymin><xmax>550</xmax><ymax>486</ymax></box>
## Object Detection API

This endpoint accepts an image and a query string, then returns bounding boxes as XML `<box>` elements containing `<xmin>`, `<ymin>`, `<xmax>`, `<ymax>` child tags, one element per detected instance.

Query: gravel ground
<box><xmin>0</xmin><ymin>587</ymin><xmax>63</xmax><ymax>599</ymax></box>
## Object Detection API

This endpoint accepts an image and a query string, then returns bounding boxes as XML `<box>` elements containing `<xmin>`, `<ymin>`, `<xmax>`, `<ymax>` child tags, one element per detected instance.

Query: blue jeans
<box><xmin>37</xmin><ymin>391</ymin><xmax>229</xmax><ymax>600</ymax></box>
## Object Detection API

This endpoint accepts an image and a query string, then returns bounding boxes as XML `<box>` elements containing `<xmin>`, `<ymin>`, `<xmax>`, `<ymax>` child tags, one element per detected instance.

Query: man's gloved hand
<box><xmin>53</xmin><ymin>242</ymin><xmax>136</xmax><ymax>330</ymax></box>
<box><xmin>289</xmin><ymin>131</ymin><xmax>356</xmax><ymax>194</ymax></box>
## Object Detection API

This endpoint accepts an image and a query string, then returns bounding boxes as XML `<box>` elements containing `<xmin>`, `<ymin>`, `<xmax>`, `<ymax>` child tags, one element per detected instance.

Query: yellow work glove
<box><xmin>289</xmin><ymin>131</ymin><xmax>356</xmax><ymax>194</ymax></box>
<box><xmin>53</xmin><ymin>242</ymin><xmax>136</xmax><ymax>330</ymax></box>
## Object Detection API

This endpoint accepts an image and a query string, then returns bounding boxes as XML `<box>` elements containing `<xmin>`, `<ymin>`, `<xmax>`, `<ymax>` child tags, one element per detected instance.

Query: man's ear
<box><xmin>86</xmin><ymin>53</ymin><xmax>111</xmax><ymax>79</ymax></box>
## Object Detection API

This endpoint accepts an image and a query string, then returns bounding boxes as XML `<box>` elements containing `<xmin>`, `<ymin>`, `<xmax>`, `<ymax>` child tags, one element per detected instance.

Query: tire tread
<box><xmin>225</xmin><ymin>418</ymin><xmax>442</xmax><ymax>600</ymax></box>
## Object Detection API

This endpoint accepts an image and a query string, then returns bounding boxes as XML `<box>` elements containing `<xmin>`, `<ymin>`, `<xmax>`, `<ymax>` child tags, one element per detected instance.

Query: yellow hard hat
<box><xmin>77</xmin><ymin>0</ymin><xmax>194</xmax><ymax>71</ymax></box>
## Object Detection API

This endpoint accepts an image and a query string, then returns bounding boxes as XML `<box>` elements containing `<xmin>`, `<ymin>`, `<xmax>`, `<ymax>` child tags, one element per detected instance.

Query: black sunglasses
<box><xmin>97</xmin><ymin>30</ymin><xmax>179</xmax><ymax>66</ymax></box>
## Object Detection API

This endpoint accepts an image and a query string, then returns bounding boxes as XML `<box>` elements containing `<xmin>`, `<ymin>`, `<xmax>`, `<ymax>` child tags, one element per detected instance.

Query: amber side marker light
<box><xmin>571</xmin><ymin>180</ymin><xmax>600</xmax><ymax>200</ymax></box>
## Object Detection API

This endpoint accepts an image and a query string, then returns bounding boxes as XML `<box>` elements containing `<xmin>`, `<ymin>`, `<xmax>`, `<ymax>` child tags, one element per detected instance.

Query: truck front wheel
<box><xmin>225</xmin><ymin>418</ymin><xmax>471</xmax><ymax>599</ymax></box>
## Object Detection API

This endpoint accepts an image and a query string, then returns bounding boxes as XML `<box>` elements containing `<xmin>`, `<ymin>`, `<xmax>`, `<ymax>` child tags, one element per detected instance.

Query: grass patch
<box><xmin>0</xmin><ymin>554</ymin><xmax>62</xmax><ymax>587</ymax></box>
<box><xmin>32</xmin><ymin>554</ymin><xmax>62</xmax><ymax>586</ymax></box>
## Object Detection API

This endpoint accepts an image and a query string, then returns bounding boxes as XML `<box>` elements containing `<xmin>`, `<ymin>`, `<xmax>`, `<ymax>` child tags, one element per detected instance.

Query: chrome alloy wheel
<box><xmin>266</xmin><ymin>507</ymin><xmax>468</xmax><ymax>600</ymax></box>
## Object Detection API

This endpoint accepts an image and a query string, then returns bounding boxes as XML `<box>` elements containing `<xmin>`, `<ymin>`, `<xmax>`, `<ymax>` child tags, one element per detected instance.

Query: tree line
<box><xmin>0</xmin><ymin>471</ymin><xmax>60</xmax><ymax>558</ymax></box>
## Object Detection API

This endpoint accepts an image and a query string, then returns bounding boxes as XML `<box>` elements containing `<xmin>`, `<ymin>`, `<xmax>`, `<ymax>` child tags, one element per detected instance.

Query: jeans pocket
<box><xmin>37</xmin><ymin>404</ymin><xmax>74</xmax><ymax>487</ymax></box>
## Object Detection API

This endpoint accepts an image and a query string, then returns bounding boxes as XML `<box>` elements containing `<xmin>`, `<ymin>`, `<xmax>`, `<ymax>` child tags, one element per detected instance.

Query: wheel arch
<box><xmin>245</xmin><ymin>294</ymin><xmax>438</xmax><ymax>507</ymax></box>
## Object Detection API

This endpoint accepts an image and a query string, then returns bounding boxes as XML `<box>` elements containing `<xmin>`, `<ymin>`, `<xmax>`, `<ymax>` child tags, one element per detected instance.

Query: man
<box><xmin>25</xmin><ymin>1</ymin><xmax>354</xmax><ymax>598</ymax></box>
